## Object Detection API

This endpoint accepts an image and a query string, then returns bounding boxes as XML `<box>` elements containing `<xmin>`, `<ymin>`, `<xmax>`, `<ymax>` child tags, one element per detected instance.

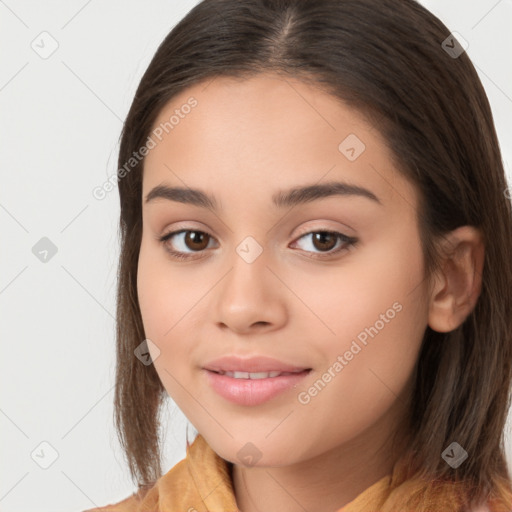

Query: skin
<box><xmin>137</xmin><ymin>73</ymin><xmax>484</xmax><ymax>511</ymax></box>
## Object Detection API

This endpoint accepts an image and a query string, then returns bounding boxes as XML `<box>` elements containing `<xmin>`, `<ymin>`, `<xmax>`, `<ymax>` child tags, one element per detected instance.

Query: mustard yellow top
<box><xmin>84</xmin><ymin>434</ymin><xmax>511</xmax><ymax>512</ymax></box>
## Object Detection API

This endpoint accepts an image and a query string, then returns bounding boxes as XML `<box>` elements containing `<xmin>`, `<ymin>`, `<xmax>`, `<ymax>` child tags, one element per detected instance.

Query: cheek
<box><xmin>137</xmin><ymin>244</ymin><xmax>165</xmax><ymax>336</ymax></box>
<box><xmin>136</xmin><ymin>240</ymin><xmax>205</xmax><ymax>395</ymax></box>
<box><xmin>289</xmin><ymin>228</ymin><xmax>426</xmax><ymax>348</ymax></box>
<box><xmin>316</xmin><ymin>239</ymin><xmax>425</xmax><ymax>413</ymax></box>
<box><xmin>136</xmin><ymin>241</ymin><xmax>186</xmax><ymax>356</ymax></box>
<box><xmin>291</xmin><ymin>230</ymin><xmax>426</xmax><ymax>393</ymax></box>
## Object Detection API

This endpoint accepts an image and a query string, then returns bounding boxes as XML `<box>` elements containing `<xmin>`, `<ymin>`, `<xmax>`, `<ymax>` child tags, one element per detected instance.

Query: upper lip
<box><xmin>203</xmin><ymin>355</ymin><xmax>311</xmax><ymax>373</ymax></box>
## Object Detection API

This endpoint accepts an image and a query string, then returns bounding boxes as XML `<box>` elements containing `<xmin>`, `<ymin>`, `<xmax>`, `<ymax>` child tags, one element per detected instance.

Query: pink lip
<box><xmin>204</xmin><ymin>369</ymin><xmax>311</xmax><ymax>406</ymax></box>
<box><xmin>203</xmin><ymin>354</ymin><xmax>310</xmax><ymax>373</ymax></box>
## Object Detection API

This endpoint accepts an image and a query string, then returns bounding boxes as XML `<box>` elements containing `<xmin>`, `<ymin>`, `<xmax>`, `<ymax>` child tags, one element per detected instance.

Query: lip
<box><xmin>204</xmin><ymin>368</ymin><xmax>311</xmax><ymax>406</ymax></box>
<box><xmin>203</xmin><ymin>354</ymin><xmax>310</xmax><ymax>373</ymax></box>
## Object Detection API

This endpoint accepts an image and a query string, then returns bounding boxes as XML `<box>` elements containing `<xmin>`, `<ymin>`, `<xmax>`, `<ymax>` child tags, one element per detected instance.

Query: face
<box><xmin>137</xmin><ymin>73</ymin><xmax>430</xmax><ymax>467</ymax></box>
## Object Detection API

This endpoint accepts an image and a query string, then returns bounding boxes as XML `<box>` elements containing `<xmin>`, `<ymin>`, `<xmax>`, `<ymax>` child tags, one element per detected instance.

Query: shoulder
<box><xmin>81</xmin><ymin>488</ymin><xmax>150</xmax><ymax>512</ymax></box>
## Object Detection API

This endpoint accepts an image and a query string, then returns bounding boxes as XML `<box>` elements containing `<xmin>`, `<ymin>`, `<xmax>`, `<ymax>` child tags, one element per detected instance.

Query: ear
<box><xmin>427</xmin><ymin>226</ymin><xmax>485</xmax><ymax>333</ymax></box>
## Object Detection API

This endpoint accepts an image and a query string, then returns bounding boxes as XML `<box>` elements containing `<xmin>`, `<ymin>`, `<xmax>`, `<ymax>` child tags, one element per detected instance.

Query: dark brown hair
<box><xmin>113</xmin><ymin>0</ymin><xmax>512</xmax><ymax>508</ymax></box>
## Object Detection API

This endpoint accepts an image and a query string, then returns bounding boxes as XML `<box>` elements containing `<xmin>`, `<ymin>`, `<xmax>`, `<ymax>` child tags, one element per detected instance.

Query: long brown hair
<box><xmin>113</xmin><ymin>0</ymin><xmax>512</xmax><ymax>508</ymax></box>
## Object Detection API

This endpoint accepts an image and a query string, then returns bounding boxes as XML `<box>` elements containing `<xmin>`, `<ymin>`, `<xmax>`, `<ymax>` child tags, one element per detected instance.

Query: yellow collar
<box><xmin>93</xmin><ymin>433</ymin><xmax>510</xmax><ymax>511</ymax></box>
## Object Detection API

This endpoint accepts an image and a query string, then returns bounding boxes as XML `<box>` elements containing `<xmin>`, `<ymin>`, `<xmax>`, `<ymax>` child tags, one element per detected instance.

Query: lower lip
<box><xmin>204</xmin><ymin>369</ymin><xmax>311</xmax><ymax>406</ymax></box>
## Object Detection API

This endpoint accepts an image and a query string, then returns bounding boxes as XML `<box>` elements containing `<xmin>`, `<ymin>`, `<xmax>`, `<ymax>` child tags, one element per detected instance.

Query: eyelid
<box><xmin>292</xmin><ymin>221</ymin><xmax>355</xmax><ymax>239</ymax></box>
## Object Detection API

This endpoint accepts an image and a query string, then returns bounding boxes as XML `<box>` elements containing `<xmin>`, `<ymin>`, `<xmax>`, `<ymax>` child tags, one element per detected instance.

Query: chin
<box><xmin>202</xmin><ymin>431</ymin><xmax>305</xmax><ymax>468</ymax></box>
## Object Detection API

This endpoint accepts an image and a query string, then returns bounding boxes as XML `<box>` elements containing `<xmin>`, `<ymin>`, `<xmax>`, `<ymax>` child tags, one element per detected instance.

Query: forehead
<box><xmin>142</xmin><ymin>73</ymin><xmax>418</xmax><ymax>215</ymax></box>
<box><xmin>148</xmin><ymin>72</ymin><xmax>368</xmax><ymax>142</ymax></box>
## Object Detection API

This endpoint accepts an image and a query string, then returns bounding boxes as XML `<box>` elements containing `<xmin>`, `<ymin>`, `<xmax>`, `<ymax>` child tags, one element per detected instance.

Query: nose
<box><xmin>213</xmin><ymin>243</ymin><xmax>287</xmax><ymax>335</ymax></box>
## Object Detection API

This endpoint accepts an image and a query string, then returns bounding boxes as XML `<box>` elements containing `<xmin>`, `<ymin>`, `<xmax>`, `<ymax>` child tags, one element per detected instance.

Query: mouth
<box><xmin>203</xmin><ymin>368</ymin><xmax>312</xmax><ymax>406</ymax></box>
<box><xmin>207</xmin><ymin>369</ymin><xmax>311</xmax><ymax>379</ymax></box>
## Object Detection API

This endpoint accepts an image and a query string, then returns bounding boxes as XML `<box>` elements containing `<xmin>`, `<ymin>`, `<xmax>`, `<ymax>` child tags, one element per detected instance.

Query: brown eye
<box><xmin>183</xmin><ymin>230</ymin><xmax>210</xmax><ymax>251</ymax></box>
<box><xmin>311</xmin><ymin>232</ymin><xmax>338</xmax><ymax>252</ymax></box>
<box><xmin>292</xmin><ymin>230</ymin><xmax>357</xmax><ymax>260</ymax></box>
<box><xmin>159</xmin><ymin>229</ymin><xmax>216</xmax><ymax>259</ymax></box>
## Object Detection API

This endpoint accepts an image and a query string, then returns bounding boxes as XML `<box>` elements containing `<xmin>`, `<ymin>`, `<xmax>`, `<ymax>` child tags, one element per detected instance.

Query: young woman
<box><xmin>86</xmin><ymin>0</ymin><xmax>512</xmax><ymax>510</ymax></box>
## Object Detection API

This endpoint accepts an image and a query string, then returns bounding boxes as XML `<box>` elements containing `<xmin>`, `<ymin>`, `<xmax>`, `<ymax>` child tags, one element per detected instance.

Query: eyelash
<box><xmin>158</xmin><ymin>228</ymin><xmax>358</xmax><ymax>261</ymax></box>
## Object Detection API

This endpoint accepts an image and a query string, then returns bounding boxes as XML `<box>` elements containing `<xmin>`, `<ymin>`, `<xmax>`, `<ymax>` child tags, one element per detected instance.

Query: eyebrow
<box><xmin>144</xmin><ymin>180</ymin><xmax>382</xmax><ymax>210</ymax></box>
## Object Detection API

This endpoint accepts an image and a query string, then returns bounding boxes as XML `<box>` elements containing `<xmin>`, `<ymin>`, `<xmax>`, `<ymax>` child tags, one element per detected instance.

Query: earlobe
<box><xmin>427</xmin><ymin>226</ymin><xmax>485</xmax><ymax>333</ymax></box>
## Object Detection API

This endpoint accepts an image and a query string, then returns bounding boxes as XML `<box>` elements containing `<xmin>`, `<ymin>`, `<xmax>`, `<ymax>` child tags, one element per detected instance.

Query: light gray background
<box><xmin>1</xmin><ymin>1</ymin><xmax>511</xmax><ymax>511</ymax></box>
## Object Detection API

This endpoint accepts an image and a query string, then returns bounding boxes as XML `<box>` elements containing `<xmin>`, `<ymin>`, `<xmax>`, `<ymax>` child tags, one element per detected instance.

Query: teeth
<box><xmin>222</xmin><ymin>370</ymin><xmax>286</xmax><ymax>379</ymax></box>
